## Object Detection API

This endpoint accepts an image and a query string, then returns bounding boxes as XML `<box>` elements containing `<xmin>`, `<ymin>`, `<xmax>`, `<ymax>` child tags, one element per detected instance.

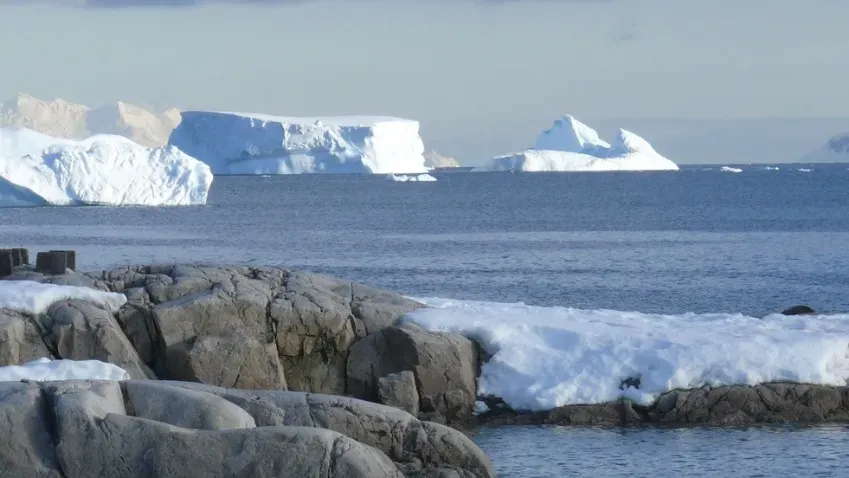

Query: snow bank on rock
<box><xmin>485</xmin><ymin>115</ymin><xmax>679</xmax><ymax>172</ymax></box>
<box><xmin>0</xmin><ymin>127</ymin><xmax>213</xmax><ymax>207</ymax></box>
<box><xmin>0</xmin><ymin>280</ymin><xmax>127</xmax><ymax>315</ymax></box>
<box><xmin>169</xmin><ymin>111</ymin><xmax>428</xmax><ymax>175</ymax></box>
<box><xmin>0</xmin><ymin>358</ymin><xmax>130</xmax><ymax>382</ymax></box>
<box><xmin>385</xmin><ymin>173</ymin><xmax>437</xmax><ymax>182</ymax></box>
<box><xmin>403</xmin><ymin>297</ymin><xmax>849</xmax><ymax>411</ymax></box>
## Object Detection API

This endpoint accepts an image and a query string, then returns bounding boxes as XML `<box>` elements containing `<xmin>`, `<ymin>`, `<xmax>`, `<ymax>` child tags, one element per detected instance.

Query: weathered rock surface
<box><xmin>379</xmin><ymin>371</ymin><xmax>420</xmax><ymax>416</ymax></box>
<box><xmin>477</xmin><ymin>382</ymin><xmax>849</xmax><ymax>427</ymax></box>
<box><xmin>348</xmin><ymin>323</ymin><xmax>478</xmax><ymax>424</ymax></box>
<box><xmin>0</xmin><ymin>380</ymin><xmax>494</xmax><ymax>478</ymax></box>
<box><xmin>2</xmin><ymin>264</ymin><xmax>425</xmax><ymax>398</ymax></box>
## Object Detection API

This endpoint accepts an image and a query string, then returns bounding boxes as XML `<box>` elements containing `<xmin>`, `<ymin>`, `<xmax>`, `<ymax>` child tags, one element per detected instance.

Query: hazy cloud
<box><xmin>3</xmin><ymin>0</ymin><xmax>614</xmax><ymax>6</ymax></box>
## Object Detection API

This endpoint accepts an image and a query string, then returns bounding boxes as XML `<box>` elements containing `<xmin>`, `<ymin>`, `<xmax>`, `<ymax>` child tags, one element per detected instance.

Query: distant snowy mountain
<box><xmin>423</xmin><ymin>150</ymin><xmax>460</xmax><ymax>168</ymax></box>
<box><xmin>0</xmin><ymin>127</ymin><xmax>212</xmax><ymax>207</ymax></box>
<box><xmin>169</xmin><ymin>111</ymin><xmax>429</xmax><ymax>175</ymax></box>
<box><xmin>0</xmin><ymin>93</ymin><xmax>179</xmax><ymax>147</ymax></box>
<box><xmin>483</xmin><ymin>115</ymin><xmax>679</xmax><ymax>172</ymax></box>
<box><xmin>800</xmin><ymin>131</ymin><xmax>849</xmax><ymax>162</ymax></box>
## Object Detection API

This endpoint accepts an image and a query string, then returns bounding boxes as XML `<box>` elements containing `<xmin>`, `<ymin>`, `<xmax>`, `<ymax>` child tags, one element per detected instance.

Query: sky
<box><xmin>1</xmin><ymin>0</ymin><xmax>848</xmax><ymax>163</ymax></box>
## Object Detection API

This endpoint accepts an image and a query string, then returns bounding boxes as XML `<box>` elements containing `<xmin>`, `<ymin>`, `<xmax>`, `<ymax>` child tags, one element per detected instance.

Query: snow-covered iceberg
<box><xmin>0</xmin><ymin>127</ymin><xmax>213</xmax><ymax>207</ymax></box>
<box><xmin>169</xmin><ymin>111</ymin><xmax>429</xmax><ymax>175</ymax></box>
<box><xmin>404</xmin><ymin>297</ymin><xmax>849</xmax><ymax>411</ymax></box>
<box><xmin>800</xmin><ymin>132</ymin><xmax>849</xmax><ymax>163</ymax></box>
<box><xmin>385</xmin><ymin>173</ymin><xmax>437</xmax><ymax>182</ymax></box>
<box><xmin>484</xmin><ymin>115</ymin><xmax>679</xmax><ymax>172</ymax></box>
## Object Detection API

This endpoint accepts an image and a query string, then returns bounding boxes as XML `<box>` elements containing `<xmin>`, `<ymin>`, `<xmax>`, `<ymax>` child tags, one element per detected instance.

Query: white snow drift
<box><xmin>0</xmin><ymin>280</ymin><xmax>127</xmax><ymax>315</ymax></box>
<box><xmin>404</xmin><ymin>297</ymin><xmax>849</xmax><ymax>411</ymax></box>
<box><xmin>484</xmin><ymin>115</ymin><xmax>679</xmax><ymax>172</ymax></box>
<box><xmin>169</xmin><ymin>111</ymin><xmax>429</xmax><ymax>175</ymax></box>
<box><xmin>0</xmin><ymin>358</ymin><xmax>130</xmax><ymax>382</ymax></box>
<box><xmin>0</xmin><ymin>127</ymin><xmax>213</xmax><ymax>207</ymax></box>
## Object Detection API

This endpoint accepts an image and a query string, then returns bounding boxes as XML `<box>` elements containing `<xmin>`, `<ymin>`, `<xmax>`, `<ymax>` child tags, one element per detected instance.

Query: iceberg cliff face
<box><xmin>169</xmin><ymin>111</ymin><xmax>428</xmax><ymax>175</ymax></box>
<box><xmin>485</xmin><ymin>115</ymin><xmax>679</xmax><ymax>172</ymax></box>
<box><xmin>0</xmin><ymin>127</ymin><xmax>213</xmax><ymax>207</ymax></box>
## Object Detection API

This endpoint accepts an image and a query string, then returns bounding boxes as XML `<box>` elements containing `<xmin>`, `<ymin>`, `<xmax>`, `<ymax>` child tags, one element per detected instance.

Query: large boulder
<box><xmin>0</xmin><ymin>310</ymin><xmax>54</xmax><ymax>366</ymax></box>
<box><xmin>347</xmin><ymin>323</ymin><xmax>479</xmax><ymax>423</ymax></box>
<box><xmin>45</xmin><ymin>300</ymin><xmax>152</xmax><ymax>379</ymax></box>
<box><xmin>82</xmin><ymin>265</ymin><xmax>424</xmax><ymax>395</ymax></box>
<box><xmin>0</xmin><ymin>380</ymin><xmax>494</xmax><ymax>478</ymax></box>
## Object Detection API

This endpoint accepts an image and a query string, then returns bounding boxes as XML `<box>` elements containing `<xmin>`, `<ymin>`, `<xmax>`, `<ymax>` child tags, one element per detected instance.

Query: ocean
<box><xmin>3</xmin><ymin>164</ymin><xmax>849</xmax><ymax>476</ymax></box>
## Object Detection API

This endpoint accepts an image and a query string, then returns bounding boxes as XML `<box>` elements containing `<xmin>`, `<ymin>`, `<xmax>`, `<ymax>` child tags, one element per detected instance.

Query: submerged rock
<box><xmin>781</xmin><ymin>305</ymin><xmax>816</xmax><ymax>316</ymax></box>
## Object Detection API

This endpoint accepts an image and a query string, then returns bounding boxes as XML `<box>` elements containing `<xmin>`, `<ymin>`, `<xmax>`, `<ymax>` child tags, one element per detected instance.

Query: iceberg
<box><xmin>385</xmin><ymin>173</ymin><xmax>437</xmax><ymax>182</ymax></box>
<box><xmin>484</xmin><ymin>115</ymin><xmax>679</xmax><ymax>172</ymax></box>
<box><xmin>169</xmin><ymin>111</ymin><xmax>429</xmax><ymax>175</ymax></box>
<box><xmin>720</xmin><ymin>166</ymin><xmax>743</xmax><ymax>173</ymax></box>
<box><xmin>0</xmin><ymin>127</ymin><xmax>213</xmax><ymax>207</ymax></box>
<box><xmin>800</xmin><ymin>132</ymin><xmax>849</xmax><ymax>163</ymax></box>
<box><xmin>404</xmin><ymin>297</ymin><xmax>849</xmax><ymax>411</ymax></box>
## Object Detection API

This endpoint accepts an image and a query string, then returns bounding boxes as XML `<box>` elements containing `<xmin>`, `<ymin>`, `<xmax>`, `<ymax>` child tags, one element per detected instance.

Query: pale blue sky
<box><xmin>1</xmin><ymin>0</ymin><xmax>848</xmax><ymax>163</ymax></box>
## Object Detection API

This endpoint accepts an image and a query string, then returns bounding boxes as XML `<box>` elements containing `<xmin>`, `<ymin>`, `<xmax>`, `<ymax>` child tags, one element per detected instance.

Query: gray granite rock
<box><xmin>0</xmin><ymin>380</ymin><xmax>494</xmax><ymax>478</ymax></box>
<box><xmin>347</xmin><ymin>323</ymin><xmax>478</xmax><ymax>424</ymax></box>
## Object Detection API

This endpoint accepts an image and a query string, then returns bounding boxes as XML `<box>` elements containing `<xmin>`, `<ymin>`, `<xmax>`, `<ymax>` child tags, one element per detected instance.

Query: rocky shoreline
<box><xmin>1</xmin><ymin>261</ymin><xmax>847</xmax><ymax>475</ymax></box>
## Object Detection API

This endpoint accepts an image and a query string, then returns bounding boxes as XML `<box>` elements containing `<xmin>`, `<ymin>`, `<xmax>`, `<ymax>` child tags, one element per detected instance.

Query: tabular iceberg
<box><xmin>484</xmin><ymin>115</ymin><xmax>679</xmax><ymax>172</ymax></box>
<box><xmin>169</xmin><ymin>111</ymin><xmax>429</xmax><ymax>175</ymax></box>
<box><xmin>0</xmin><ymin>127</ymin><xmax>213</xmax><ymax>207</ymax></box>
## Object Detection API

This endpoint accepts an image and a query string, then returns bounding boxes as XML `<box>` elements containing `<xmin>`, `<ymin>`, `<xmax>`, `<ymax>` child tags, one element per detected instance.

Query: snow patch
<box><xmin>169</xmin><ymin>111</ymin><xmax>428</xmax><ymax>175</ymax></box>
<box><xmin>386</xmin><ymin>173</ymin><xmax>437</xmax><ymax>182</ymax></box>
<box><xmin>402</xmin><ymin>298</ymin><xmax>849</xmax><ymax>411</ymax></box>
<box><xmin>484</xmin><ymin>115</ymin><xmax>678</xmax><ymax>172</ymax></box>
<box><xmin>0</xmin><ymin>280</ymin><xmax>127</xmax><ymax>315</ymax></box>
<box><xmin>0</xmin><ymin>357</ymin><xmax>130</xmax><ymax>382</ymax></box>
<box><xmin>0</xmin><ymin>127</ymin><xmax>213</xmax><ymax>207</ymax></box>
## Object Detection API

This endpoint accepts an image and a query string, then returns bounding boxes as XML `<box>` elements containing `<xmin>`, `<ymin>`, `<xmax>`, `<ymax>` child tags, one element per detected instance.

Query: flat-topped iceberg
<box><xmin>169</xmin><ymin>111</ymin><xmax>428</xmax><ymax>175</ymax></box>
<box><xmin>0</xmin><ymin>127</ymin><xmax>212</xmax><ymax>207</ymax></box>
<box><xmin>484</xmin><ymin>115</ymin><xmax>679</xmax><ymax>172</ymax></box>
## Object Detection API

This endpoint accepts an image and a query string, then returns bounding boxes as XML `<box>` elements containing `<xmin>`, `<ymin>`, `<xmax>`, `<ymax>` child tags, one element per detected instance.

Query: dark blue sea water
<box><xmin>2</xmin><ymin>164</ymin><xmax>849</xmax><ymax>476</ymax></box>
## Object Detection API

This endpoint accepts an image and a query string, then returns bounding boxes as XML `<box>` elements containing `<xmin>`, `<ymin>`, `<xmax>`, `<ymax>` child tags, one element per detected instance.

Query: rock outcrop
<box><xmin>478</xmin><ymin>382</ymin><xmax>849</xmax><ymax>427</ymax></box>
<box><xmin>2</xmin><ymin>264</ymin><xmax>427</xmax><ymax>393</ymax></box>
<box><xmin>0</xmin><ymin>379</ymin><xmax>494</xmax><ymax>477</ymax></box>
<box><xmin>347</xmin><ymin>323</ymin><xmax>478</xmax><ymax>424</ymax></box>
<box><xmin>4</xmin><ymin>261</ymin><xmax>848</xmax><ymax>433</ymax></box>
<box><xmin>2</xmin><ymin>264</ymin><xmax>485</xmax><ymax>426</ymax></box>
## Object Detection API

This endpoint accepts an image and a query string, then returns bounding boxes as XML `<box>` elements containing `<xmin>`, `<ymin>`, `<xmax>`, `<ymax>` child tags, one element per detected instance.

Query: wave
<box><xmin>401</xmin><ymin>297</ymin><xmax>849</xmax><ymax>411</ymax></box>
